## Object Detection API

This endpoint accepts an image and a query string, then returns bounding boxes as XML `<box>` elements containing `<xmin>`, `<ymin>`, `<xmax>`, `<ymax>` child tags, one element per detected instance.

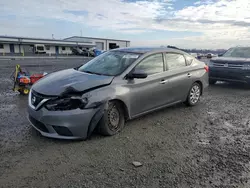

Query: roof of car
<box><xmin>112</xmin><ymin>47</ymin><xmax>187</xmax><ymax>54</ymax></box>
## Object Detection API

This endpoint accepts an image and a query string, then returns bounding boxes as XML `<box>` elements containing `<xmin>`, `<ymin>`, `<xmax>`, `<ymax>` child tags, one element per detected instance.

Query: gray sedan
<box><xmin>28</xmin><ymin>47</ymin><xmax>208</xmax><ymax>140</ymax></box>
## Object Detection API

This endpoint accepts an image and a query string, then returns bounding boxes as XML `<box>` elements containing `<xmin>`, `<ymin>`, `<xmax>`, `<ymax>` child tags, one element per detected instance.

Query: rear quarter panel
<box><xmin>191</xmin><ymin>59</ymin><xmax>209</xmax><ymax>93</ymax></box>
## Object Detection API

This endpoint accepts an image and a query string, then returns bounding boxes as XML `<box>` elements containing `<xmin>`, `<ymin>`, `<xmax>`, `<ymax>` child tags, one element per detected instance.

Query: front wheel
<box><xmin>98</xmin><ymin>101</ymin><xmax>125</xmax><ymax>136</ymax></box>
<box><xmin>18</xmin><ymin>87</ymin><xmax>30</xmax><ymax>95</ymax></box>
<box><xmin>185</xmin><ymin>82</ymin><xmax>202</xmax><ymax>106</ymax></box>
<box><xmin>23</xmin><ymin>88</ymin><xmax>30</xmax><ymax>95</ymax></box>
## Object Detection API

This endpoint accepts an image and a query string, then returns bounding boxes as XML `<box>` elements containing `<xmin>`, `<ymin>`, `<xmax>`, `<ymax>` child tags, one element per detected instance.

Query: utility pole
<box><xmin>80</xmin><ymin>30</ymin><xmax>82</xmax><ymax>37</ymax></box>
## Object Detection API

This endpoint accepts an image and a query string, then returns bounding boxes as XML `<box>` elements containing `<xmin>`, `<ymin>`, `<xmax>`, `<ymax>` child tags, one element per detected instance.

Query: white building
<box><xmin>64</xmin><ymin>36</ymin><xmax>130</xmax><ymax>51</ymax></box>
<box><xmin>0</xmin><ymin>36</ymin><xmax>130</xmax><ymax>55</ymax></box>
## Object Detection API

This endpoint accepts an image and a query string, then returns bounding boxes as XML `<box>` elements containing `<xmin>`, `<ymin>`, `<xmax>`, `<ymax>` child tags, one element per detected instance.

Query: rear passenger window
<box><xmin>134</xmin><ymin>53</ymin><xmax>164</xmax><ymax>75</ymax></box>
<box><xmin>184</xmin><ymin>55</ymin><xmax>194</xmax><ymax>66</ymax></box>
<box><xmin>165</xmin><ymin>53</ymin><xmax>186</xmax><ymax>70</ymax></box>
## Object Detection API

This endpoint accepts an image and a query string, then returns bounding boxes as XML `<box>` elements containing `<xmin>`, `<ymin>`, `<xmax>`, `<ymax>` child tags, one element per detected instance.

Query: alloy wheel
<box><xmin>190</xmin><ymin>85</ymin><xmax>201</xmax><ymax>104</ymax></box>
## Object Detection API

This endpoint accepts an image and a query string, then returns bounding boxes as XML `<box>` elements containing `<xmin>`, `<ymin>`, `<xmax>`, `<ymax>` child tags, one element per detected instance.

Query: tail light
<box><xmin>204</xmin><ymin>65</ymin><xmax>209</xmax><ymax>72</ymax></box>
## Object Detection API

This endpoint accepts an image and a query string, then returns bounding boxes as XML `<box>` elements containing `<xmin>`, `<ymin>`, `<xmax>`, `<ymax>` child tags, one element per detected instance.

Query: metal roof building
<box><xmin>0</xmin><ymin>35</ymin><xmax>130</xmax><ymax>55</ymax></box>
<box><xmin>64</xmin><ymin>36</ymin><xmax>130</xmax><ymax>51</ymax></box>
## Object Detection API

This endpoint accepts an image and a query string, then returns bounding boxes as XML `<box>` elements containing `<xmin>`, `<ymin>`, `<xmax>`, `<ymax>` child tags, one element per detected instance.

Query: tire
<box><xmin>98</xmin><ymin>101</ymin><xmax>125</xmax><ymax>136</ymax></box>
<box><xmin>23</xmin><ymin>88</ymin><xmax>30</xmax><ymax>95</ymax></box>
<box><xmin>185</xmin><ymin>82</ymin><xmax>202</xmax><ymax>106</ymax></box>
<box><xmin>209</xmin><ymin>79</ymin><xmax>217</xmax><ymax>85</ymax></box>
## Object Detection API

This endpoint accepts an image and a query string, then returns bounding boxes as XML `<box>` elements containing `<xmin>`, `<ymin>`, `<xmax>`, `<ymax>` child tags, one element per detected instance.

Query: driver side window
<box><xmin>134</xmin><ymin>53</ymin><xmax>164</xmax><ymax>75</ymax></box>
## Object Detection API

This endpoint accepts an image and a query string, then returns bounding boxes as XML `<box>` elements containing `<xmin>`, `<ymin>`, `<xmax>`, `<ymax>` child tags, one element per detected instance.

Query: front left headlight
<box><xmin>208</xmin><ymin>61</ymin><xmax>214</xmax><ymax>67</ymax></box>
<box><xmin>45</xmin><ymin>96</ymin><xmax>88</xmax><ymax>111</ymax></box>
<box><xmin>242</xmin><ymin>64</ymin><xmax>250</xmax><ymax>70</ymax></box>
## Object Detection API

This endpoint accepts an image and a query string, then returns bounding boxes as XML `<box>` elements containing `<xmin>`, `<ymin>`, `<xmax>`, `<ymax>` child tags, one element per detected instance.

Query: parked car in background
<box><xmin>94</xmin><ymin>49</ymin><xmax>106</xmax><ymax>57</ymax></box>
<box><xmin>197</xmin><ymin>53</ymin><xmax>205</xmax><ymax>59</ymax></box>
<box><xmin>207</xmin><ymin>53</ymin><xmax>217</xmax><ymax>58</ymax></box>
<box><xmin>71</xmin><ymin>48</ymin><xmax>85</xmax><ymax>55</ymax></box>
<box><xmin>190</xmin><ymin>53</ymin><xmax>198</xmax><ymax>58</ymax></box>
<box><xmin>71</xmin><ymin>47</ymin><xmax>95</xmax><ymax>57</ymax></box>
<box><xmin>207</xmin><ymin>53</ymin><xmax>213</xmax><ymax>58</ymax></box>
<box><xmin>28</xmin><ymin>47</ymin><xmax>208</xmax><ymax>140</ymax></box>
<box><xmin>34</xmin><ymin>44</ymin><xmax>46</xmax><ymax>54</ymax></box>
<box><xmin>209</xmin><ymin>47</ymin><xmax>250</xmax><ymax>85</ymax></box>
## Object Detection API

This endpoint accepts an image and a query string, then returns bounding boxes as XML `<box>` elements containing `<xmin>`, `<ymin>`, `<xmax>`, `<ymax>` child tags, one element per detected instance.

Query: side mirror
<box><xmin>127</xmin><ymin>70</ymin><xmax>148</xmax><ymax>79</ymax></box>
<box><xmin>218</xmin><ymin>54</ymin><xmax>223</xmax><ymax>57</ymax></box>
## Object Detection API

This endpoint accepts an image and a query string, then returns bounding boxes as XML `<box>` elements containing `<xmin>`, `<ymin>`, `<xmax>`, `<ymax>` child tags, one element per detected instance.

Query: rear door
<box><xmin>164</xmin><ymin>53</ymin><xmax>193</xmax><ymax>101</ymax></box>
<box><xmin>127</xmin><ymin>53</ymin><xmax>172</xmax><ymax>117</ymax></box>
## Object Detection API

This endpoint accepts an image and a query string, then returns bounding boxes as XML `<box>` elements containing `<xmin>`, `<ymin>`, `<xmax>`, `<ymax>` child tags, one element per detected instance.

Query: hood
<box><xmin>32</xmin><ymin>69</ymin><xmax>114</xmax><ymax>96</ymax></box>
<box><xmin>211</xmin><ymin>57</ymin><xmax>250</xmax><ymax>63</ymax></box>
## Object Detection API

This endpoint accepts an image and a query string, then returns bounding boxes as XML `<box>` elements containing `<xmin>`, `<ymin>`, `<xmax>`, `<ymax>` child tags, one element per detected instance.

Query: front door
<box><xmin>55</xmin><ymin>46</ymin><xmax>59</xmax><ymax>55</ymax></box>
<box><xmin>9</xmin><ymin>44</ymin><xmax>15</xmax><ymax>53</ymax></box>
<box><xmin>126</xmin><ymin>53</ymin><xmax>172</xmax><ymax>117</ymax></box>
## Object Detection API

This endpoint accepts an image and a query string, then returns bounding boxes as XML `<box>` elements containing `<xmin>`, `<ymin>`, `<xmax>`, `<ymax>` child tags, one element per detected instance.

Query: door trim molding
<box><xmin>130</xmin><ymin>100</ymin><xmax>182</xmax><ymax>119</ymax></box>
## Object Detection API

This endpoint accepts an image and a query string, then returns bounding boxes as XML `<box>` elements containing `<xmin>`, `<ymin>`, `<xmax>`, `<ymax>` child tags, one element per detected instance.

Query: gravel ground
<box><xmin>0</xmin><ymin>58</ymin><xmax>250</xmax><ymax>188</ymax></box>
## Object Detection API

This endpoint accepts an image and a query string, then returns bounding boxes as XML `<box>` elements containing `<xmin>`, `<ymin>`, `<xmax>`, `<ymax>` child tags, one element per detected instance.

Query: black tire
<box><xmin>98</xmin><ymin>101</ymin><xmax>125</xmax><ymax>136</ymax></box>
<box><xmin>209</xmin><ymin>79</ymin><xmax>217</xmax><ymax>85</ymax></box>
<box><xmin>185</xmin><ymin>82</ymin><xmax>202</xmax><ymax>106</ymax></box>
<box><xmin>18</xmin><ymin>88</ymin><xmax>24</xmax><ymax>95</ymax></box>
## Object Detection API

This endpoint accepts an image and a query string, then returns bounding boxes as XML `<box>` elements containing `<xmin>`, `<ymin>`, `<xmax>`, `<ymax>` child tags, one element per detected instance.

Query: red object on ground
<box><xmin>30</xmin><ymin>74</ymin><xmax>44</xmax><ymax>84</ymax></box>
<box><xmin>20</xmin><ymin>77</ymin><xmax>31</xmax><ymax>84</ymax></box>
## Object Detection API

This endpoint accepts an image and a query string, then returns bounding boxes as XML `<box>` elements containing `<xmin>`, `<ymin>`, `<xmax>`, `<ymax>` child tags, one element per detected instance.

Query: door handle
<box><xmin>187</xmin><ymin>73</ymin><xmax>192</xmax><ymax>78</ymax></box>
<box><xmin>160</xmin><ymin>80</ymin><xmax>168</xmax><ymax>84</ymax></box>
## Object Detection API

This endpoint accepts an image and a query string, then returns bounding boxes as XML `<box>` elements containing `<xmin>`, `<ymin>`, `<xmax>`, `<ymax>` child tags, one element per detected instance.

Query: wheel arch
<box><xmin>109</xmin><ymin>99</ymin><xmax>130</xmax><ymax>120</ymax></box>
<box><xmin>193</xmin><ymin>80</ymin><xmax>203</xmax><ymax>95</ymax></box>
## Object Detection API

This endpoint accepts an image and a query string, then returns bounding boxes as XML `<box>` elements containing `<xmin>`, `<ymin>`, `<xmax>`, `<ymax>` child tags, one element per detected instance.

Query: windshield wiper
<box><xmin>84</xmin><ymin>70</ymin><xmax>105</xmax><ymax>76</ymax></box>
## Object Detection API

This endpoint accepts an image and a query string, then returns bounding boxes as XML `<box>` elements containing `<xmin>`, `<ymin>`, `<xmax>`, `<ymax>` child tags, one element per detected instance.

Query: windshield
<box><xmin>223</xmin><ymin>47</ymin><xmax>250</xmax><ymax>58</ymax></box>
<box><xmin>78</xmin><ymin>51</ymin><xmax>140</xmax><ymax>76</ymax></box>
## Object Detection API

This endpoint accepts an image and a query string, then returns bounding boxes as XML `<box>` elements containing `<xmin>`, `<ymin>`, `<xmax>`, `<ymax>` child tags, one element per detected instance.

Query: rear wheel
<box><xmin>18</xmin><ymin>87</ymin><xmax>30</xmax><ymax>95</ymax></box>
<box><xmin>23</xmin><ymin>88</ymin><xmax>30</xmax><ymax>95</ymax></box>
<box><xmin>98</xmin><ymin>101</ymin><xmax>125</xmax><ymax>136</ymax></box>
<box><xmin>185</xmin><ymin>82</ymin><xmax>201</xmax><ymax>106</ymax></box>
<box><xmin>209</xmin><ymin>79</ymin><xmax>217</xmax><ymax>85</ymax></box>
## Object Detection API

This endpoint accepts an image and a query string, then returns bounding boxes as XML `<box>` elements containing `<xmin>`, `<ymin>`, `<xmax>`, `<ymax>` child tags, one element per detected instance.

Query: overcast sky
<box><xmin>0</xmin><ymin>0</ymin><xmax>249</xmax><ymax>49</ymax></box>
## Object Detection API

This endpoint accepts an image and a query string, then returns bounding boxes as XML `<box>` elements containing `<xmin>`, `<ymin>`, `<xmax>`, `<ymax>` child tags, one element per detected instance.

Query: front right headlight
<box><xmin>242</xmin><ymin>64</ymin><xmax>250</xmax><ymax>70</ymax></box>
<box><xmin>45</xmin><ymin>96</ymin><xmax>88</xmax><ymax>111</ymax></box>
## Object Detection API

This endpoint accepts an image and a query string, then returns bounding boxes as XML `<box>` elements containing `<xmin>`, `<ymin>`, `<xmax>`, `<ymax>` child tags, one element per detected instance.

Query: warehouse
<box><xmin>64</xmin><ymin>36</ymin><xmax>130</xmax><ymax>51</ymax></box>
<box><xmin>0</xmin><ymin>36</ymin><xmax>130</xmax><ymax>55</ymax></box>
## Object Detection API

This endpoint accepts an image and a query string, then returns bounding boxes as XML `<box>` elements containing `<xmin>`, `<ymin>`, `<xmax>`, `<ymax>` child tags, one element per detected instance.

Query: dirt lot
<box><xmin>1</xmin><ymin>58</ymin><xmax>250</xmax><ymax>188</ymax></box>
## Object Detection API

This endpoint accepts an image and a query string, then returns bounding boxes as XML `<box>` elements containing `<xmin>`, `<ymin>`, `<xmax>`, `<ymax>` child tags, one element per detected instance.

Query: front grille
<box><xmin>228</xmin><ymin>64</ymin><xmax>243</xmax><ymax>68</ymax></box>
<box><xmin>213</xmin><ymin>62</ymin><xmax>225</xmax><ymax>67</ymax></box>
<box><xmin>29</xmin><ymin>115</ymin><xmax>49</xmax><ymax>133</ymax></box>
<box><xmin>52</xmin><ymin>126</ymin><xmax>73</xmax><ymax>136</ymax></box>
<box><xmin>212</xmin><ymin>62</ymin><xmax>243</xmax><ymax>69</ymax></box>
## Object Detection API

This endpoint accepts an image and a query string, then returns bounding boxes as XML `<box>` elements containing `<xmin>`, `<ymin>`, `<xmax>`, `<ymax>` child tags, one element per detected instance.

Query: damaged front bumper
<box><xmin>27</xmin><ymin>104</ymin><xmax>104</xmax><ymax>140</ymax></box>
